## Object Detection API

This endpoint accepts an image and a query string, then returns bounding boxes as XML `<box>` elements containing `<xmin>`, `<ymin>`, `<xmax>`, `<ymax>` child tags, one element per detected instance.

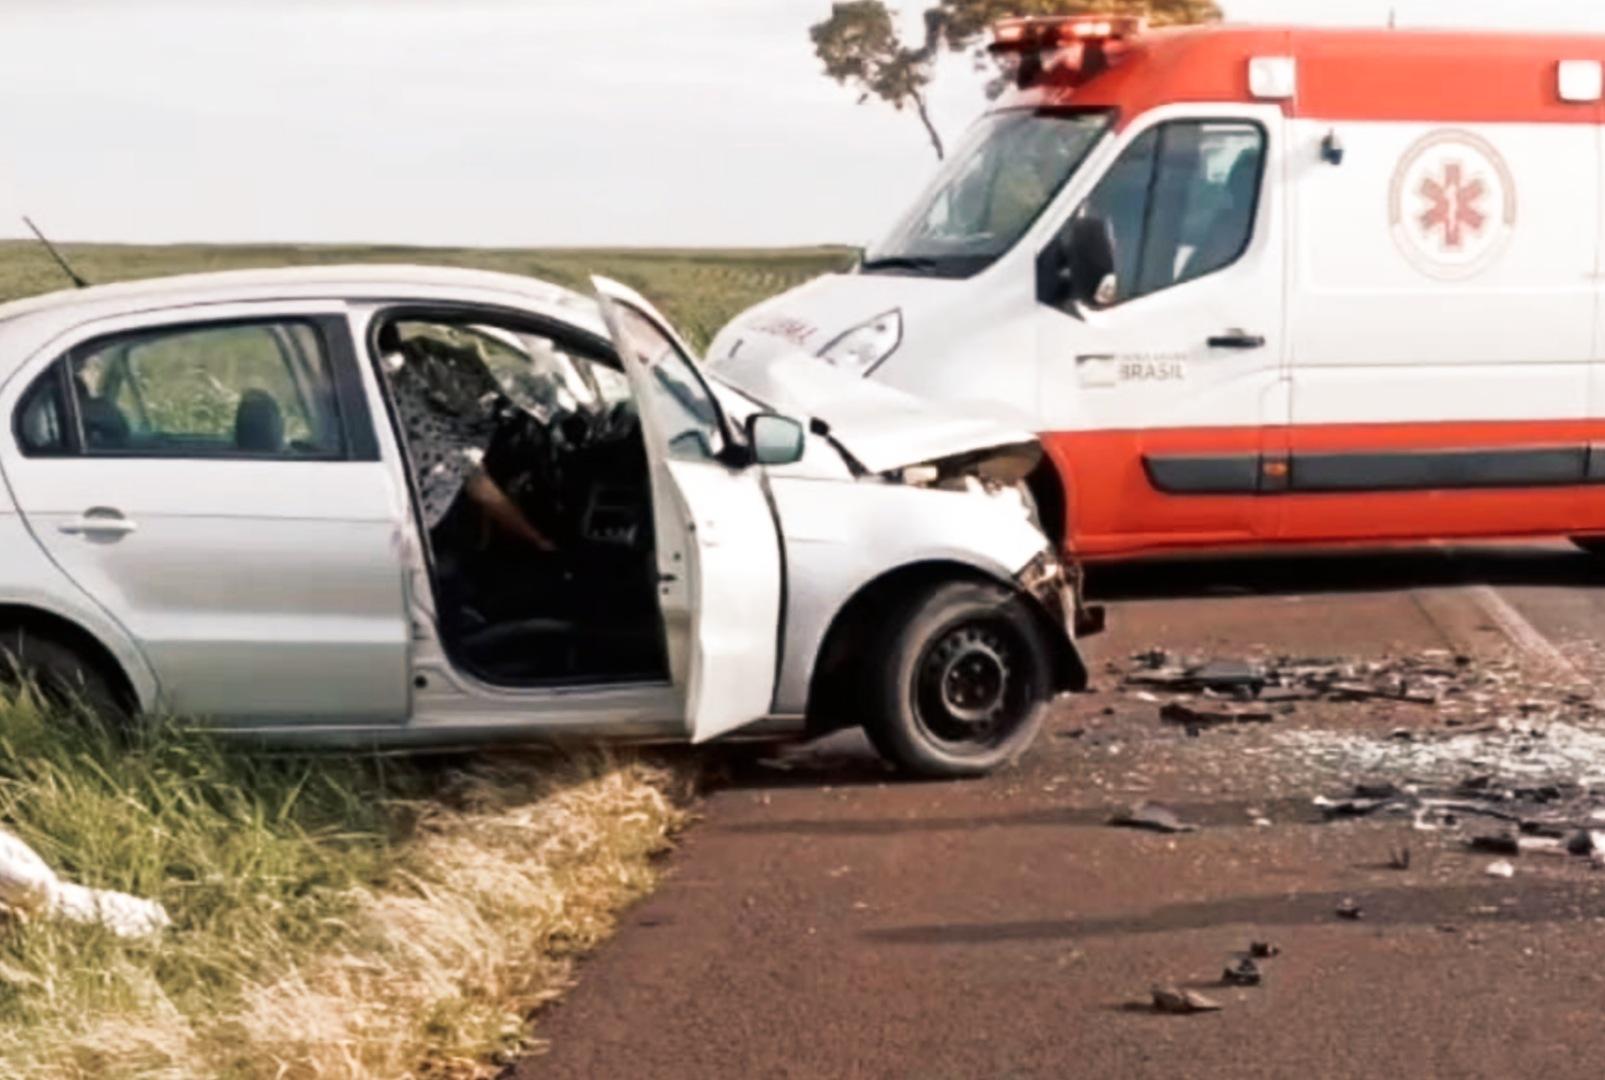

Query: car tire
<box><xmin>863</xmin><ymin>580</ymin><xmax>1052</xmax><ymax>779</ymax></box>
<box><xmin>0</xmin><ymin>627</ymin><xmax>126</xmax><ymax>722</ymax></box>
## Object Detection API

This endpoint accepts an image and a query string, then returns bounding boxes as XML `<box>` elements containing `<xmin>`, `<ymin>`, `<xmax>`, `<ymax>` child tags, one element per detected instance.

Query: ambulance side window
<box><xmin>1069</xmin><ymin>120</ymin><xmax>1264</xmax><ymax>307</ymax></box>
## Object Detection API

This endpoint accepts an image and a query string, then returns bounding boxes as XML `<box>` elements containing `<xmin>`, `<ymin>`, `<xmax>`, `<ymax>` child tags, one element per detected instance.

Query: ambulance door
<box><xmin>1286</xmin><ymin>115</ymin><xmax>1597</xmax><ymax>543</ymax></box>
<box><xmin>1037</xmin><ymin>104</ymin><xmax>1290</xmax><ymax>556</ymax></box>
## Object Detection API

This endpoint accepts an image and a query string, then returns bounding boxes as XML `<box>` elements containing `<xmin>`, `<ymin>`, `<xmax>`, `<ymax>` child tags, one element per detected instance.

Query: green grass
<box><xmin>0</xmin><ymin>240</ymin><xmax>855</xmax><ymax>350</ymax></box>
<box><xmin>0</xmin><ymin>691</ymin><xmax>689</xmax><ymax>1078</ymax></box>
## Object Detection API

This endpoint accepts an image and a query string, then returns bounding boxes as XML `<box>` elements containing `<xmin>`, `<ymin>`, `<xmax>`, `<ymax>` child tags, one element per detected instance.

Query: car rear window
<box><xmin>66</xmin><ymin>320</ymin><xmax>347</xmax><ymax>459</ymax></box>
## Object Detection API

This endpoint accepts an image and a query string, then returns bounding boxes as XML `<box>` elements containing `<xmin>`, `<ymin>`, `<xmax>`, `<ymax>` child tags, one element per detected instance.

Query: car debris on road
<box><xmin>1151</xmin><ymin>985</ymin><xmax>1223</xmax><ymax>1014</ymax></box>
<box><xmin>1159</xmin><ymin>700</ymin><xmax>1276</xmax><ymax>731</ymax></box>
<box><xmin>1119</xmin><ymin>649</ymin><xmax>1595</xmax><ymax>730</ymax></box>
<box><xmin>1222</xmin><ymin>958</ymin><xmax>1263</xmax><ymax>987</ymax></box>
<box><xmin>1108</xmin><ymin>801</ymin><xmax>1198</xmax><ymax>834</ymax></box>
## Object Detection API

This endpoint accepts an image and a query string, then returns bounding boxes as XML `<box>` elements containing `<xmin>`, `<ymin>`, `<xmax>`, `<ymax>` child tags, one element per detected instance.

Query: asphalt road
<box><xmin>516</xmin><ymin>543</ymin><xmax>1605</xmax><ymax>1080</ymax></box>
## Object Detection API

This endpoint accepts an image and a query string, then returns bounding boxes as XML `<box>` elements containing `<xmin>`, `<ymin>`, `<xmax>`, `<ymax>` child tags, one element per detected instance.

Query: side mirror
<box><xmin>1066</xmin><ymin>215</ymin><xmax>1119</xmax><ymax>309</ymax></box>
<box><xmin>746</xmin><ymin>413</ymin><xmax>806</xmax><ymax>467</ymax></box>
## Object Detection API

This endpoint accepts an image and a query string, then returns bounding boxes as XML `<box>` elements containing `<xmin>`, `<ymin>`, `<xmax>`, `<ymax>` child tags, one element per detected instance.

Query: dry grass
<box><xmin>0</xmin><ymin>691</ymin><xmax>692</xmax><ymax>1078</ymax></box>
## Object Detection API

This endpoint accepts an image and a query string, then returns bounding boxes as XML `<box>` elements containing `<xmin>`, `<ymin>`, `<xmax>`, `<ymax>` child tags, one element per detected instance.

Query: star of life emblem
<box><xmin>1389</xmin><ymin>130</ymin><xmax>1517</xmax><ymax>280</ymax></box>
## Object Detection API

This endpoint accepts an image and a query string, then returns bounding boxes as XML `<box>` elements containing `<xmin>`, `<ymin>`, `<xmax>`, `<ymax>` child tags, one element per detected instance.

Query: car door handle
<box><xmin>59</xmin><ymin>510</ymin><xmax>138</xmax><ymax>537</ymax></box>
<box><xmin>1207</xmin><ymin>332</ymin><xmax>1267</xmax><ymax>350</ymax></box>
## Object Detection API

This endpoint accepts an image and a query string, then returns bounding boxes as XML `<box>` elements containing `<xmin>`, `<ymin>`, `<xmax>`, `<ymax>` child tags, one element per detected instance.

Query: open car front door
<box><xmin>591</xmin><ymin>276</ymin><xmax>785</xmax><ymax>743</ymax></box>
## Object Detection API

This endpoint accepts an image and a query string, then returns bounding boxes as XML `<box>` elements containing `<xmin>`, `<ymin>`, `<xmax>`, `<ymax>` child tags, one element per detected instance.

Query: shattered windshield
<box><xmin>863</xmin><ymin>109</ymin><xmax>1111</xmax><ymax>280</ymax></box>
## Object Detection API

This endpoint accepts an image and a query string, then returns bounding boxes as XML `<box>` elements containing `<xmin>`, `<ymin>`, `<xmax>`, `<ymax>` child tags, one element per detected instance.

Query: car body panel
<box><xmin>0</xmin><ymin>299</ymin><xmax>412</xmax><ymax>723</ymax></box>
<box><xmin>0</xmin><ymin>505</ymin><xmax>161</xmax><ymax>708</ymax></box>
<box><xmin>766</xmin><ymin>475</ymin><xmax>1049</xmax><ymax>714</ymax></box>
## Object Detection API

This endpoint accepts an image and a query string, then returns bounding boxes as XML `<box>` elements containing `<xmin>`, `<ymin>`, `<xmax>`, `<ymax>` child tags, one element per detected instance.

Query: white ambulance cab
<box><xmin>713</xmin><ymin>17</ymin><xmax>1605</xmax><ymax>558</ymax></box>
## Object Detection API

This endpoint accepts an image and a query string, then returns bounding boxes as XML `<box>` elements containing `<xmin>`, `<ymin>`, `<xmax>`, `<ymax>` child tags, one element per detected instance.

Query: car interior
<box><xmin>372</xmin><ymin>311</ymin><xmax>670</xmax><ymax>688</ymax></box>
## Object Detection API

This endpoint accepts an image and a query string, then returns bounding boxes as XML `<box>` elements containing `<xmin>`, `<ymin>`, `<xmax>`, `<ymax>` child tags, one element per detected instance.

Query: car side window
<box><xmin>66</xmin><ymin>321</ymin><xmax>347</xmax><ymax>459</ymax></box>
<box><xmin>1072</xmin><ymin>120</ymin><xmax>1265</xmax><ymax>306</ymax></box>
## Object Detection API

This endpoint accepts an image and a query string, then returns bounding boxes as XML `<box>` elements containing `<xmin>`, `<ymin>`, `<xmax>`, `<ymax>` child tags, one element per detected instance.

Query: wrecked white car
<box><xmin>0</xmin><ymin>267</ymin><xmax>1087</xmax><ymax>776</ymax></box>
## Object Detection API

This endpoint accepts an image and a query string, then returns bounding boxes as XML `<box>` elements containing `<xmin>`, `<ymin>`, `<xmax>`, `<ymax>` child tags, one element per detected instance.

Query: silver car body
<box><xmin>0</xmin><ymin>266</ymin><xmax>1076</xmax><ymax>746</ymax></box>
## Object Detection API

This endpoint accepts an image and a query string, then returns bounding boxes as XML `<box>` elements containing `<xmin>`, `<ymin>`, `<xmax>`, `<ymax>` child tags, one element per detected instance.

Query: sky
<box><xmin>4</xmin><ymin>0</ymin><xmax>1605</xmax><ymax>249</ymax></box>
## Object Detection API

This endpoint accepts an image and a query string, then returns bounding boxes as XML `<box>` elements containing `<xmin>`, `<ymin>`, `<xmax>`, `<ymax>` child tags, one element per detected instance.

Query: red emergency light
<box><xmin>989</xmin><ymin>15</ymin><xmax>1145</xmax><ymax>90</ymax></box>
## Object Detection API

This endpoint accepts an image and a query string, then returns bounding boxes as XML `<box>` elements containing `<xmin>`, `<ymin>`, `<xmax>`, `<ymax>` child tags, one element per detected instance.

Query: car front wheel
<box><xmin>864</xmin><ymin>581</ymin><xmax>1052</xmax><ymax>779</ymax></box>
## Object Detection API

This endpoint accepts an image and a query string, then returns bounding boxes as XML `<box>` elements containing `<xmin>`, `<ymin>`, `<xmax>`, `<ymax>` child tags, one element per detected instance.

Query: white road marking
<box><xmin>1464</xmin><ymin>583</ymin><xmax>1588</xmax><ymax>687</ymax></box>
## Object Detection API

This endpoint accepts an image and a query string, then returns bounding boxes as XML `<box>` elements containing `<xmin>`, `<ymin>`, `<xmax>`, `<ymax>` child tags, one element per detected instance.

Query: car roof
<box><xmin>0</xmin><ymin>263</ymin><xmax>612</xmax><ymax>371</ymax></box>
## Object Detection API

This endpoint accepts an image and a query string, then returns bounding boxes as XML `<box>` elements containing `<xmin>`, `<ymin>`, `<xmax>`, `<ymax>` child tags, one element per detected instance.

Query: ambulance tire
<box><xmin>864</xmin><ymin>580</ymin><xmax>1050</xmax><ymax>779</ymax></box>
<box><xmin>0</xmin><ymin>627</ymin><xmax>128</xmax><ymax>727</ymax></box>
<box><xmin>1572</xmin><ymin>538</ymin><xmax>1605</xmax><ymax>557</ymax></box>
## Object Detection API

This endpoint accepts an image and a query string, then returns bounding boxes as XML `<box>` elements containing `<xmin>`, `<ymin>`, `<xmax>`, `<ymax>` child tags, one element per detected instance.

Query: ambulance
<box><xmin>711</xmin><ymin>18</ymin><xmax>1605</xmax><ymax>558</ymax></box>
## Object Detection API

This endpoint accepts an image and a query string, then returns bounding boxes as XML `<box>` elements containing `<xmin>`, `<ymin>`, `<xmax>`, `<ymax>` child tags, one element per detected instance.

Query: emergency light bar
<box><xmin>989</xmin><ymin>15</ymin><xmax>1145</xmax><ymax>53</ymax></box>
<box><xmin>989</xmin><ymin>15</ymin><xmax>1145</xmax><ymax>90</ymax></box>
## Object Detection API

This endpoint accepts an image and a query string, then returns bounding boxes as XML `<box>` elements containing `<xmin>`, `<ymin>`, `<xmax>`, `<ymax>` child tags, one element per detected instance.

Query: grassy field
<box><xmin>0</xmin><ymin>240</ymin><xmax>855</xmax><ymax>349</ymax></box>
<box><xmin>0</xmin><ymin>240</ymin><xmax>846</xmax><ymax>1078</ymax></box>
<box><xmin>0</xmin><ymin>692</ymin><xmax>691</xmax><ymax>1078</ymax></box>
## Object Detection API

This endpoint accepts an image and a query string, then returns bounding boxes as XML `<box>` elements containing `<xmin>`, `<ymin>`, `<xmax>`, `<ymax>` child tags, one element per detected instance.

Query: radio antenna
<box><xmin>21</xmin><ymin>216</ymin><xmax>89</xmax><ymax>289</ymax></box>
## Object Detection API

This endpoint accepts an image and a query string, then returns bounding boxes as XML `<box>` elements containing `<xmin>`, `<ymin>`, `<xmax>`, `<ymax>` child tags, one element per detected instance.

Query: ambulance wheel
<box><xmin>1572</xmin><ymin>538</ymin><xmax>1605</xmax><ymax>556</ymax></box>
<box><xmin>865</xmin><ymin>581</ymin><xmax>1050</xmax><ymax>779</ymax></box>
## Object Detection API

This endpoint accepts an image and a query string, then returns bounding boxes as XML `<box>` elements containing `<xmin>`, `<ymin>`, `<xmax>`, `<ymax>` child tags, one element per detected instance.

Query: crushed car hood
<box><xmin>709</xmin><ymin>345</ymin><xmax>1038</xmax><ymax>475</ymax></box>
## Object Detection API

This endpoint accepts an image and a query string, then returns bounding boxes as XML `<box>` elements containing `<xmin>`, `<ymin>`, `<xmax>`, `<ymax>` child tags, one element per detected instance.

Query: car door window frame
<box><xmin>609</xmin><ymin>300</ymin><xmax>735</xmax><ymax>465</ymax></box>
<box><xmin>1047</xmin><ymin>117</ymin><xmax>1268</xmax><ymax>310</ymax></box>
<box><xmin>11</xmin><ymin>360</ymin><xmax>72</xmax><ymax>457</ymax></box>
<box><xmin>13</xmin><ymin>315</ymin><xmax>380</xmax><ymax>462</ymax></box>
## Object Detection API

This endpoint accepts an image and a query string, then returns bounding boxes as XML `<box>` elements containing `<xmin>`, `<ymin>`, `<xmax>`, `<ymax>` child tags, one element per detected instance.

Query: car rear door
<box><xmin>0</xmin><ymin>301</ymin><xmax>411</xmax><ymax>725</ymax></box>
<box><xmin>591</xmin><ymin>277</ymin><xmax>784</xmax><ymax>743</ymax></box>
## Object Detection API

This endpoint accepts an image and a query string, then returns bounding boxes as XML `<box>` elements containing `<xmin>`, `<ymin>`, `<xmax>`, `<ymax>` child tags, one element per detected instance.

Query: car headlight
<box><xmin>818</xmin><ymin>310</ymin><xmax>903</xmax><ymax>376</ymax></box>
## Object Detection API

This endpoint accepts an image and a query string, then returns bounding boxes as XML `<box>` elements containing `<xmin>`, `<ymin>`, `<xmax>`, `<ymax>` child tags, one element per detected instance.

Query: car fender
<box><xmin>0</xmin><ymin>507</ymin><xmax>160</xmax><ymax>710</ymax></box>
<box><xmin>768</xmin><ymin>476</ymin><xmax>1059</xmax><ymax>714</ymax></box>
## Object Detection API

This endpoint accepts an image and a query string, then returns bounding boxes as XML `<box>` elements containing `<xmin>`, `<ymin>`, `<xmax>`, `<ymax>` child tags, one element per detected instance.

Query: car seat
<box><xmin>72</xmin><ymin>376</ymin><xmax>131</xmax><ymax>451</ymax></box>
<box><xmin>1189</xmin><ymin>153</ymin><xmax>1261</xmax><ymax>282</ymax></box>
<box><xmin>235</xmin><ymin>390</ymin><xmax>285</xmax><ymax>454</ymax></box>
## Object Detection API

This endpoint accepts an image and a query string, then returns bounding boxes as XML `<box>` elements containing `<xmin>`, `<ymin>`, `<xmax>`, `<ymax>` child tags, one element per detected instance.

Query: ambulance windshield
<box><xmin>863</xmin><ymin>109</ymin><xmax>1110</xmax><ymax>279</ymax></box>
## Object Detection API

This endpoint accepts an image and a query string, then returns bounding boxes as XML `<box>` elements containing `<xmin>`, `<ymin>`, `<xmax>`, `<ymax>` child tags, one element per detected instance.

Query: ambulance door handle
<box><xmin>1207</xmin><ymin>331</ymin><xmax>1266</xmax><ymax>350</ymax></box>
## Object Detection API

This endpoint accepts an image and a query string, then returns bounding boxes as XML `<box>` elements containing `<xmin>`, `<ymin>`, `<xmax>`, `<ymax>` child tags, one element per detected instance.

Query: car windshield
<box><xmin>863</xmin><ymin>109</ymin><xmax>1111</xmax><ymax>279</ymax></box>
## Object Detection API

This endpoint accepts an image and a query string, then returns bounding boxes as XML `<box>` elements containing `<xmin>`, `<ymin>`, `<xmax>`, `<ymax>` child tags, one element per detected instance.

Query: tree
<box><xmin>809</xmin><ymin>0</ymin><xmax>1222</xmax><ymax>160</ymax></box>
<box><xmin>811</xmin><ymin>2</ymin><xmax>953</xmax><ymax>161</ymax></box>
